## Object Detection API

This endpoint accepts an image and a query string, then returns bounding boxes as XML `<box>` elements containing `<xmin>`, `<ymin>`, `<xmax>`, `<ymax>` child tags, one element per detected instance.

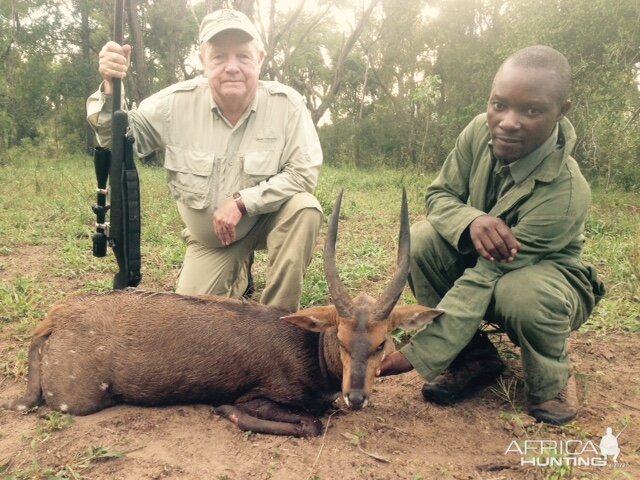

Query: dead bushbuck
<box><xmin>3</xmin><ymin>190</ymin><xmax>441</xmax><ymax>436</ymax></box>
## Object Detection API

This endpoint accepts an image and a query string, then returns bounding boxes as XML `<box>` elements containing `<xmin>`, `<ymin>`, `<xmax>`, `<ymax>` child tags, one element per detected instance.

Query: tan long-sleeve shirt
<box><xmin>87</xmin><ymin>78</ymin><xmax>322</xmax><ymax>247</ymax></box>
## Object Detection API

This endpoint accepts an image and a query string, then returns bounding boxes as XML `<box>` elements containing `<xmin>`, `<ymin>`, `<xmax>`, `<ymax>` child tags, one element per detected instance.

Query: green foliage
<box><xmin>36</xmin><ymin>412</ymin><xmax>75</xmax><ymax>441</ymax></box>
<box><xmin>346</xmin><ymin>429</ymin><xmax>368</xmax><ymax>446</ymax></box>
<box><xmin>580</xmin><ymin>188</ymin><xmax>640</xmax><ymax>333</ymax></box>
<box><xmin>391</xmin><ymin>327</ymin><xmax>412</xmax><ymax>347</ymax></box>
<box><xmin>2</xmin><ymin>0</ymin><xmax>638</xmax><ymax>186</ymax></box>
<box><xmin>0</xmin><ymin>276</ymin><xmax>46</xmax><ymax>324</ymax></box>
<box><xmin>299</xmin><ymin>250</ymin><xmax>329</xmax><ymax>307</ymax></box>
<box><xmin>0</xmin><ymin>0</ymin><xmax>100</xmax><ymax>154</ymax></box>
<box><xmin>318</xmin><ymin>0</ymin><xmax>640</xmax><ymax>187</ymax></box>
<box><xmin>492</xmin><ymin>0</ymin><xmax>640</xmax><ymax>188</ymax></box>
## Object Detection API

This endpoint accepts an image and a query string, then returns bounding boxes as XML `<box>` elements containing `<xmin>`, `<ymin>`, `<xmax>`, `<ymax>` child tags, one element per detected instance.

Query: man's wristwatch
<box><xmin>232</xmin><ymin>192</ymin><xmax>247</xmax><ymax>216</ymax></box>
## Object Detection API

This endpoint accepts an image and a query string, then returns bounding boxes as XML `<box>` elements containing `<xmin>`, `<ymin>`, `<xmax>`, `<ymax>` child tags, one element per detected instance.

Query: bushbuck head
<box><xmin>283</xmin><ymin>190</ymin><xmax>442</xmax><ymax>410</ymax></box>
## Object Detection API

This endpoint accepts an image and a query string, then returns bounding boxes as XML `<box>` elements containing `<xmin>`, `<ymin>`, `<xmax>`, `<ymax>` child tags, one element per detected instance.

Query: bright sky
<box><xmin>187</xmin><ymin>0</ymin><xmax>380</xmax><ymax>33</ymax></box>
<box><xmin>185</xmin><ymin>0</ymin><xmax>366</xmax><ymax>70</ymax></box>
<box><xmin>187</xmin><ymin>0</ymin><xmax>439</xmax><ymax>33</ymax></box>
<box><xmin>183</xmin><ymin>0</ymin><xmax>440</xmax><ymax>76</ymax></box>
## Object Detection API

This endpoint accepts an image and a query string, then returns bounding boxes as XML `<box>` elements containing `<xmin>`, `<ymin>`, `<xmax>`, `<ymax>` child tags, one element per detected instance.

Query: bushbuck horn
<box><xmin>374</xmin><ymin>188</ymin><xmax>410</xmax><ymax>320</ymax></box>
<box><xmin>324</xmin><ymin>189</ymin><xmax>354</xmax><ymax>317</ymax></box>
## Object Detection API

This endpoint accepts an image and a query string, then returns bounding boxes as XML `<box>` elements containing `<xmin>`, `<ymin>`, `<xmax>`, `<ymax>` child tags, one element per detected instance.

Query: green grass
<box><xmin>0</xmin><ymin>149</ymin><xmax>638</xmax><ymax>340</ymax></box>
<box><xmin>581</xmin><ymin>189</ymin><xmax>640</xmax><ymax>333</ymax></box>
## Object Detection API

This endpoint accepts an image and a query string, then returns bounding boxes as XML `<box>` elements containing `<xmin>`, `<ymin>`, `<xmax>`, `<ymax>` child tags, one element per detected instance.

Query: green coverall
<box><xmin>402</xmin><ymin>113</ymin><xmax>605</xmax><ymax>403</ymax></box>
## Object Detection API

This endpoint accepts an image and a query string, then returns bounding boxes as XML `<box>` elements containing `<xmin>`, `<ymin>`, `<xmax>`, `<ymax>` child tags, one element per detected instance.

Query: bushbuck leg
<box><xmin>8</xmin><ymin>336</ymin><xmax>47</xmax><ymax>411</ymax></box>
<box><xmin>216</xmin><ymin>400</ymin><xmax>322</xmax><ymax>437</ymax></box>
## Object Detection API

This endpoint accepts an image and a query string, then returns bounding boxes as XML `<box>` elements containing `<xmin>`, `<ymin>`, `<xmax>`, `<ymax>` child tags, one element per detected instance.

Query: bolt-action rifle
<box><xmin>91</xmin><ymin>0</ymin><xmax>142</xmax><ymax>289</ymax></box>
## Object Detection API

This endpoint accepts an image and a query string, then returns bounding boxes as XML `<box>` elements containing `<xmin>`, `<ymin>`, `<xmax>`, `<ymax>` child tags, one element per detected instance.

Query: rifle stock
<box><xmin>109</xmin><ymin>109</ymin><xmax>142</xmax><ymax>289</ymax></box>
<box><xmin>91</xmin><ymin>0</ymin><xmax>142</xmax><ymax>289</ymax></box>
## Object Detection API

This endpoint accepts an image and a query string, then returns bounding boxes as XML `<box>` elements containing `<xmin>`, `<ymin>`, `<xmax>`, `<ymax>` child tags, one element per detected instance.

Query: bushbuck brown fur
<box><xmin>3</xmin><ymin>191</ymin><xmax>441</xmax><ymax>437</ymax></box>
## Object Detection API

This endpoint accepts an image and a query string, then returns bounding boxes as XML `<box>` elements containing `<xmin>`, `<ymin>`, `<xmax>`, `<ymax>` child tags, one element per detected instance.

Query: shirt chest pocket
<box><xmin>165</xmin><ymin>146</ymin><xmax>214</xmax><ymax>210</ymax></box>
<box><xmin>242</xmin><ymin>150</ymin><xmax>281</xmax><ymax>186</ymax></box>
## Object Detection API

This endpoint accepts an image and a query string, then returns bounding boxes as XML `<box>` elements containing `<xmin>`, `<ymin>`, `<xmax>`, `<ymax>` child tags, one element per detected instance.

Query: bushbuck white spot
<box><xmin>46</xmin><ymin>391</ymin><xmax>54</xmax><ymax>397</ymax></box>
<box><xmin>59</xmin><ymin>403</ymin><xmax>68</xmax><ymax>412</ymax></box>
<box><xmin>100</xmin><ymin>383</ymin><xmax>109</xmax><ymax>391</ymax></box>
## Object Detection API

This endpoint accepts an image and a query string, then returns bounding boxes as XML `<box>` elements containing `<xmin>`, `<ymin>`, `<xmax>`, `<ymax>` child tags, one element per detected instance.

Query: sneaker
<box><xmin>422</xmin><ymin>333</ymin><xmax>505</xmax><ymax>405</ymax></box>
<box><xmin>528</xmin><ymin>375</ymin><xmax>578</xmax><ymax>426</ymax></box>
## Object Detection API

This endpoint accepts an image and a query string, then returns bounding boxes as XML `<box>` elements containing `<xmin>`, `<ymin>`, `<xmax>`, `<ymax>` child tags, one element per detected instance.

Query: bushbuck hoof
<box><xmin>298</xmin><ymin>417</ymin><xmax>323</xmax><ymax>437</ymax></box>
<box><xmin>2</xmin><ymin>396</ymin><xmax>40</xmax><ymax>413</ymax></box>
<box><xmin>215</xmin><ymin>405</ymin><xmax>240</xmax><ymax>424</ymax></box>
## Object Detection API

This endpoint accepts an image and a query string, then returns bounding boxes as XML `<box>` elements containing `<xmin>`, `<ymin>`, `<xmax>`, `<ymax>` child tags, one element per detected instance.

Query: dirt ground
<box><xmin>1</xmin><ymin>246</ymin><xmax>638</xmax><ymax>480</ymax></box>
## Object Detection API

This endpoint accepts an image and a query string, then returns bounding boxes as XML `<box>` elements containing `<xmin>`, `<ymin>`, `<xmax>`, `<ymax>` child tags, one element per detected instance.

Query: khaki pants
<box><xmin>175</xmin><ymin>192</ymin><xmax>323</xmax><ymax>312</ymax></box>
<box><xmin>408</xmin><ymin>220</ymin><xmax>598</xmax><ymax>403</ymax></box>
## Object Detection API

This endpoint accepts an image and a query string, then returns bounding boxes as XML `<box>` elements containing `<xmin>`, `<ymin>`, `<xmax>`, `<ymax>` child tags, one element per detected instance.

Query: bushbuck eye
<box><xmin>375</xmin><ymin>341</ymin><xmax>386</xmax><ymax>352</ymax></box>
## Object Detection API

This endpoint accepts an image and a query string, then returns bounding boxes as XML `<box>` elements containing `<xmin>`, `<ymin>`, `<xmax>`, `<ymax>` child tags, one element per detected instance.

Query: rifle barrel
<box><xmin>112</xmin><ymin>0</ymin><xmax>124</xmax><ymax>111</ymax></box>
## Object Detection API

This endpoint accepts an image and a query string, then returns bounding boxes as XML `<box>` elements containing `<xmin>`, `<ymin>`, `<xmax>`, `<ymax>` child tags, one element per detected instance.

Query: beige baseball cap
<box><xmin>199</xmin><ymin>9</ymin><xmax>261</xmax><ymax>45</ymax></box>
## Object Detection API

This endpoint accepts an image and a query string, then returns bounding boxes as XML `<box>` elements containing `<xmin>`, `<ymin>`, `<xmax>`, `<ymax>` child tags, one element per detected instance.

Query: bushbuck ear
<box><xmin>388</xmin><ymin>305</ymin><xmax>444</xmax><ymax>332</ymax></box>
<box><xmin>281</xmin><ymin>306</ymin><xmax>339</xmax><ymax>332</ymax></box>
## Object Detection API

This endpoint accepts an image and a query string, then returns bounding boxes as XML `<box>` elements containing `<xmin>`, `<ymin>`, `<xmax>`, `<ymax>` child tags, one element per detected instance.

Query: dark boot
<box><xmin>422</xmin><ymin>332</ymin><xmax>505</xmax><ymax>405</ymax></box>
<box><xmin>528</xmin><ymin>374</ymin><xmax>578</xmax><ymax>426</ymax></box>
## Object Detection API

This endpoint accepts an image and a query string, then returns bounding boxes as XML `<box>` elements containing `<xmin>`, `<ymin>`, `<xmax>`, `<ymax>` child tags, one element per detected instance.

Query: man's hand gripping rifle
<box><xmin>91</xmin><ymin>0</ymin><xmax>142</xmax><ymax>290</ymax></box>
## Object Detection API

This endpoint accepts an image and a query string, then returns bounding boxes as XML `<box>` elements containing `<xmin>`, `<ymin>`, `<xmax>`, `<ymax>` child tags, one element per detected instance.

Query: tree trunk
<box><xmin>80</xmin><ymin>0</ymin><xmax>94</xmax><ymax>154</ymax></box>
<box><xmin>310</xmin><ymin>0</ymin><xmax>380</xmax><ymax>125</ymax></box>
<box><xmin>261</xmin><ymin>0</ymin><xmax>305</xmax><ymax>80</ymax></box>
<box><xmin>166</xmin><ymin>0</ymin><xmax>189</xmax><ymax>86</ymax></box>
<box><xmin>126</xmin><ymin>0</ymin><xmax>151</xmax><ymax>103</ymax></box>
